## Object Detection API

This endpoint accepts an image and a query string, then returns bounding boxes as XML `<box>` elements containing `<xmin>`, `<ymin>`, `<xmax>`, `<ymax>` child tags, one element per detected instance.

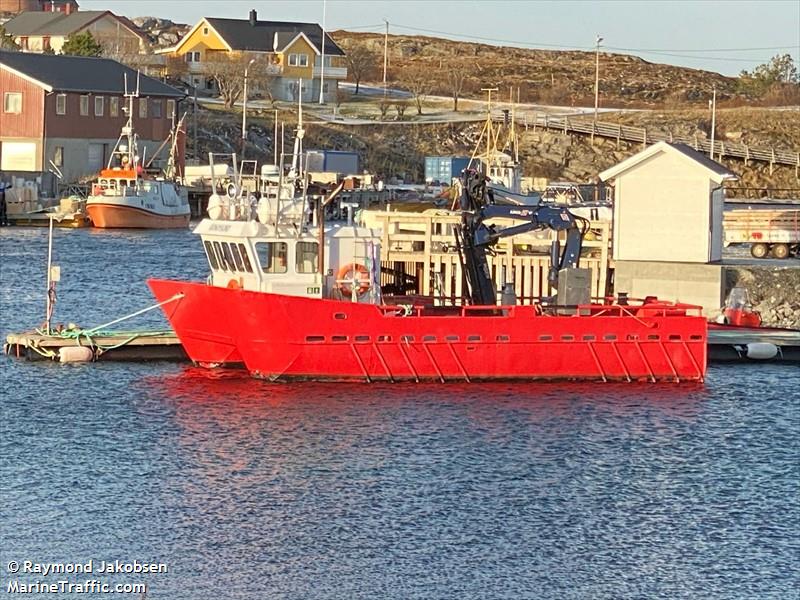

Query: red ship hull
<box><xmin>149</xmin><ymin>279</ymin><xmax>243</xmax><ymax>367</ymax></box>
<box><xmin>149</xmin><ymin>279</ymin><xmax>707</xmax><ymax>383</ymax></box>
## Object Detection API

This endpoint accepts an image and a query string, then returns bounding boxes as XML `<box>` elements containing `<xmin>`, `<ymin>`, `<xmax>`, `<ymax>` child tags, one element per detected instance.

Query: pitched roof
<box><xmin>599</xmin><ymin>141</ymin><xmax>738</xmax><ymax>183</ymax></box>
<box><xmin>4</xmin><ymin>10</ymin><xmax>145</xmax><ymax>39</ymax></box>
<box><xmin>203</xmin><ymin>18</ymin><xmax>345</xmax><ymax>56</ymax></box>
<box><xmin>0</xmin><ymin>50</ymin><xmax>184</xmax><ymax>97</ymax></box>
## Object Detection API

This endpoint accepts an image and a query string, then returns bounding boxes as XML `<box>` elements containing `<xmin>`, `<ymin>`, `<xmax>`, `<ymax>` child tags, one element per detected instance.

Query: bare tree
<box><xmin>444</xmin><ymin>61</ymin><xmax>469</xmax><ymax>112</ymax></box>
<box><xmin>398</xmin><ymin>65</ymin><xmax>433</xmax><ymax>115</ymax></box>
<box><xmin>203</xmin><ymin>52</ymin><xmax>266</xmax><ymax>109</ymax></box>
<box><xmin>340</xmin><ymin>44</ymin><xmax>377</xmax><ymax>94</ymax></box>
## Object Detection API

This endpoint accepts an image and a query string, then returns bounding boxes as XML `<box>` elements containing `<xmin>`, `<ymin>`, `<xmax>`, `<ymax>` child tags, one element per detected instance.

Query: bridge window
<box><xmin>212</xmin><ymin>241</ymin><xmax>229</xmax><ymax>271</ymax></box>
<box><xmin>222</xmin><ymin>243</ymin><xmax>237</xmax><ymax>272</ymax></box>
<box><xmin>229</xmin><ymin>243</ymin><xmax>245</xmax><ymax>271</ymax></box>
<box><xmin>255</xmin><ymin>241</ymin><xmax>288</xmax><ymax>273</ymax></box>
<box><xmin>203</xmin><ymin>241</ymin><xmax>219</xmax><ymax>270</ymax></box>
<box><xmin>296</xmin><ymin>241</ymin><xmax>319</xmax><ymax>273</ymax></box>
<box><xmin>237</xmin><ymin>243</ymin><xmax>253</xmax><ymax>273</ymax></box>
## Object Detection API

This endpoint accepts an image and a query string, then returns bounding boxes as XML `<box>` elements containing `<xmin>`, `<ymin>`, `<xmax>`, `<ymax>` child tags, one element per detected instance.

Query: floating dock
<box><xmin>4</xmin><ymin>330</ymin><xmax>186</xmax><ymax>362</ymax></box>
<box><xmin>5</xmin><ymin>327</ymin><xmax>799</xmax><ymax>364</ymax></box>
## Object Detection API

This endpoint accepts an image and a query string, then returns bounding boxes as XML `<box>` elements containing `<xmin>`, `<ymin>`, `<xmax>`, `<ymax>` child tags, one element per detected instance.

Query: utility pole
<box><xmin>594</xmin><ymin>34</ymin><xmax>603</xmax><ymax>124</ymax></box>
<box><xmin>318</xmin><ymin>0</ymin><xmax>327</xmax><ymax>104</ymax></box>
<box><xmin>382</xmin><ymin>19</ymin><xmax>389</xmax><ymax>99</ymax></box>
<box><xmin>709</xmin><ymin>86</ymin><xmax>717</xmax><ymax>160</ymax></box>
<box><xmin>241</xmin><ymin>57</ymin><xmax>256</xmax><ymax>161</ymax></box>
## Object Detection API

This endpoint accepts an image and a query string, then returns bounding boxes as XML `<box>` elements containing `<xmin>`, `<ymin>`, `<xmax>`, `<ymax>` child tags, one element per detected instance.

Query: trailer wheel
<box><xmin>771</xmin><ymin>243</ymin><xmax>790</xmax><ymax>259</ymax></box>
<box><xmin>751</xmin><ymin>243</ymin><xmax>770</xmax><ymax>259</ymax></box>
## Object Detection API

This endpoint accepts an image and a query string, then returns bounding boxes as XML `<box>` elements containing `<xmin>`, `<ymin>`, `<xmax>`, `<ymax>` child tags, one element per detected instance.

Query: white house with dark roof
<box><xmin>3</xmin><ymin>9</ymin><xmax>147</xmax><ymax>55</ymax></box>
<box><xmin>160</xmin><ymin>9</ymin><xmax>347</xmax><ymax>102</ymax></box>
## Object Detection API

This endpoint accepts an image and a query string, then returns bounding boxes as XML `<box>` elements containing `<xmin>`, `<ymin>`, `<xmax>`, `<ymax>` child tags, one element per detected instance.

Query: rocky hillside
<box><xmin>194</xmin><ymin>105</ymin><xmax>799</xmax><ymax>189</ymax></box>
<box><xmin>331</xmin><ymin>31</ymin><xmax>744</xmax><ymax>107</ymax></box>
<box><xmin>131</xmin><ymin>16</ymin><xmax>190</xmax><ymax>48</ymax></box>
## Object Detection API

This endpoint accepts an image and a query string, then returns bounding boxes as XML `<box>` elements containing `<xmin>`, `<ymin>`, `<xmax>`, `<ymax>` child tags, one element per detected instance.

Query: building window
<box><xmin>203</xmin><ymin>26</ymin><xmax>209</xmax><ymax>35</ymax></box>
<box><xmin>110</xmin><ymin>97</ymin><xmax>119</xmax><ymax>117</ymax></box>
<box><xmin>299</xmin><ymin>54</ymin><xmax>308</xmax><ymax>67</ymax></box>
<box><xmin>152</xmin><ymin>99</ymin><xmax>162</xmax><ymax>119</ymax></box>
<box><xmin>3</xmin><ymin>92</ymin><xmax>22</xmax><ymax>114</ymax></box>
<box><xmin>80</xmin><ymin>95</ymin><xmax>89</xmax><ymax>116</ymax></box>
<box><xmin>56</xmin><ymin>93</ymin><xmax>66</xmax><ymax>115</ymax></box>
<box><xmin>139</xmin><ymin>98</ymin><xmax>147</xmax><ymax>118</ymax></box>
<box><xmin>288</xmin><ymin>53</ymin><xmax>309</xmax><ymax>67</ymax></box>
<box><xmin>94</xmin><ymin>96</ymin><xmax>104</xmax><ymax>116</ymax></box>
<box><xmin>54</xmin><ymin>146</ymin><xmax>64</xmax><ymax>167</ymax></box>
<box><xmin>184</xmin><ymin>51</ymin><xmax>201</xmax><ymax>63</ymax></box>
<box><xmin>166</xmin><ymin>99</ymin><xmax>176</xmax><ymax>119</ymax></box>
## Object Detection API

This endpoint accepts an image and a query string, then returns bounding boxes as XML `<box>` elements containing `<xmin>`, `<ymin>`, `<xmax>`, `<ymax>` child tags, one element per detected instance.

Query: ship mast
<box><xmin>107</xmin><ymin>72</ymin><xmax>140</xmax><ymax>175</ymax></box>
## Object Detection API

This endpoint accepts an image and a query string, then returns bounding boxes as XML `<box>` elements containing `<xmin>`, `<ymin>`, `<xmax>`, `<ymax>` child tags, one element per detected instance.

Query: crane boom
<box><xmin>456</xmin><ymin>169</ymin><xmax>587</xmax><ymax>305</ymax></box>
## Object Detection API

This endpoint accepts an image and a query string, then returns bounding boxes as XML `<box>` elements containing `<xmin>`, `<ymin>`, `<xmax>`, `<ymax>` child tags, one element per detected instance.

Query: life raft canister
<box><xmin>336</xmin><ymin>263</ymin><xmax>370</xmax><ymax>296</ymax></box>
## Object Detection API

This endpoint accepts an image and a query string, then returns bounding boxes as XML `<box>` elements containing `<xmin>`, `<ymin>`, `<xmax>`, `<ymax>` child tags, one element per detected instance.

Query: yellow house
<box><xmin>161</xmin><ymin>9</ymin><xmax>347</xmax><ymax>103</ymax></box>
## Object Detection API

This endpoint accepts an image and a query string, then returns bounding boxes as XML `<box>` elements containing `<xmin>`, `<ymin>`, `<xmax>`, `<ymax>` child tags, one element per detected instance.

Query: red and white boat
<box><xmin>148</xmin><ymin>112</ymin><xmax>707</xmax><ymax>383</ymax></box>
<box><xmin>86</xmin><ymin>84</ymin><xmax>189</xmax><ymax>229</ymax></box>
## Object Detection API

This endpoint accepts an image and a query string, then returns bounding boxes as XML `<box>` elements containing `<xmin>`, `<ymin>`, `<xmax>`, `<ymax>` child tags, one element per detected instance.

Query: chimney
<box><xmin>249</xmin><ymin>9</ymin><xmax>257</xmax><ymax>26</ymax></box>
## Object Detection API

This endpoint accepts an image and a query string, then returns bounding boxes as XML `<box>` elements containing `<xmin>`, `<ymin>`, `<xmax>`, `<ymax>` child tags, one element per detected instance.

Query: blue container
<box><xmin>424</xmin><ymin>156</ymin><xmax>471</xmax><ymax>184</ymax></box>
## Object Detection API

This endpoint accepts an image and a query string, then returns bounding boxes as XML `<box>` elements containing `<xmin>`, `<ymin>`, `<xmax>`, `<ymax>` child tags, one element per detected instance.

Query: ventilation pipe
<box><xmin>249</xmin><ymin>9</ymin><xmax>257</xmax><ymax>26</ymax></box>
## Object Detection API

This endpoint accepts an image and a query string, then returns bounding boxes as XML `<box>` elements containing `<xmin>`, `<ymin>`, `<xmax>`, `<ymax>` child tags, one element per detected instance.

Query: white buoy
<box><xmin>59</xmin><ymin>346</ymin><xmax>94</xmax><ymax>363</ymax></box>
<box><xmin>746</xmin><ymin>342</ymin><xmax>779</xmax><ymax>360</ymax></box>
<box><xmin>207</xmin><ymin>193</ymin><xmax>227</xmax><ymax>220</ymax></box>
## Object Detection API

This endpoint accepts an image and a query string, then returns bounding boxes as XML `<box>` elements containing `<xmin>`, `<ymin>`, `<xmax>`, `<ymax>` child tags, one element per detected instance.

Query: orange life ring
<box><xmin>227</xmin><ymin>278</ymin><xmax>241</xmax><ymax>290</ymax></box>
<box><xmin>336</xmin><ymin>263</ymin><xmax>370</xmax><ymax>296</ymax></box>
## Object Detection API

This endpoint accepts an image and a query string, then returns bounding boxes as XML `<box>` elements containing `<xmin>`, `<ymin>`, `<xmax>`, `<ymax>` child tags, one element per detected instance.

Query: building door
<box><xmin>88</xmin><ymin>143</ymin><xmax>105</xmax><ymax>173</ymax></box>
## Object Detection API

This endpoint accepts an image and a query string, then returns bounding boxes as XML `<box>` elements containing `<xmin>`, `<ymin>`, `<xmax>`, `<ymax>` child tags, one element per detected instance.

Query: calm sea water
<box><xmin>1</xmin><ymin>227</ymin><xmax>798</xmax><ymax>599</ymax></box>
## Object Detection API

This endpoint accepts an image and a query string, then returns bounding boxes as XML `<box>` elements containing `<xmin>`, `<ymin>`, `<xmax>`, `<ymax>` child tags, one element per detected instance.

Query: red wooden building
<box><xmin>0</xmin><ymin>50</ymin><xmax>184</xmax><ymax>183</ymax></box>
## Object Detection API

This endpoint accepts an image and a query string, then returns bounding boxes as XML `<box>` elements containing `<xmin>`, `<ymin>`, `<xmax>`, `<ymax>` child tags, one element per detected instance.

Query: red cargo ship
<box><xmin>148</xmin><ymin>147</ymin><xmax>707</xmax><ymax>382</ymax></box>
<box><xmin>149</xmin><ymin>279</ymin><xmax>706</xmax><ymax>382</ymax></box>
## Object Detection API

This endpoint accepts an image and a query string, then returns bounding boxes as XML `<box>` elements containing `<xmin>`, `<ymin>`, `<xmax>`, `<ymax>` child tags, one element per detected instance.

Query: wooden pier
<box><xmin>366</xmin><ymin>210</ymin><xmax>612</xmax><ymax>301</ymax></box>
